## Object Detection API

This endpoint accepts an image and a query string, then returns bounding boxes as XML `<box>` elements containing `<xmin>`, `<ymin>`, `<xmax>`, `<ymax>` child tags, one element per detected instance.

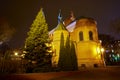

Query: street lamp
<box><xmin>14</xmin><ymin>52</ymin><xmax>18</xmax><ymax>56</ymax></box>
<box><xmin>101</xmin><ymin>48</ymin><xmax>104</xmax><ymax>53</ymax></box>
<box><xmin>100</xmin><ymin>48</ymin><xmax>106</xmax><ymax>66</ymax></box>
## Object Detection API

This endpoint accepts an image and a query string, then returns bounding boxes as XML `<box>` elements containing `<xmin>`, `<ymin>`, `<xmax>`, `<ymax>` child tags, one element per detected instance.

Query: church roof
<box><xmin>76</xmin><ymin>16</ymin><xmax>97</xmax><ymax>24</ymax></box>
<box><xmin>49</xmin><ymin>21</ymin><xmax>76</xmax><ymax>35</ymax></box>
<box><xmin>49</xmin><ymin>15</ymin><xmax>96</xmax><ymax>35</ymax></box>
<box><xmin>76</xmin><ymin>16</ymin><xmax>95</xmax><ymax>20</ymax></box>
<box><xmin>54</xmin><ymin>21</ymin><xmax>67</xmax><ymax>31</ymax></box>
<box><xmin>66</xmin><ymin>20</ymin><xmax>76</xmax><ymax>32</ymax></box>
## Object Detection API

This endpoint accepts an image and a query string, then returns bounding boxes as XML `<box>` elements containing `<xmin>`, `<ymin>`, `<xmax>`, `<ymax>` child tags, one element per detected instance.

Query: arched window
<box><xmin>89</xmin><ymin>31</ymin><xmax>93</xmax><ymax>40</ymax></box>
<box><xmin>79</xmin><ymin>31</ymin><xmax>83</xmax><ymax>41</ymax></box>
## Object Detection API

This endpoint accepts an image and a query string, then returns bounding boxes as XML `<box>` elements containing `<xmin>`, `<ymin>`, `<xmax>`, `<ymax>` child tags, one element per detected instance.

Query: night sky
<box><xmin>0</xmin><ymin>0</ymin><xmax>120</xmax><ymax>48</ymax></box>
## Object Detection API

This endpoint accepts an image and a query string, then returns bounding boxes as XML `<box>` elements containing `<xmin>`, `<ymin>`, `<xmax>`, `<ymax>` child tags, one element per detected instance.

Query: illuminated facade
<box><xmin>49</xmin><ymin>14</ymin><xmax>105</xmax><ymax>68</ymax></box>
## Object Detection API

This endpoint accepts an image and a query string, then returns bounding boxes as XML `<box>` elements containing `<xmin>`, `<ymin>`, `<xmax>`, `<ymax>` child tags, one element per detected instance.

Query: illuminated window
<box><xmin>79</xmin><ymin>31</ymin><xmax>83</xmax><ymax>41</ymax></box>
<box><xmin>89</xmin><ymin>31</ymin><xmax>93</xmax><ymax>40</ymax></box>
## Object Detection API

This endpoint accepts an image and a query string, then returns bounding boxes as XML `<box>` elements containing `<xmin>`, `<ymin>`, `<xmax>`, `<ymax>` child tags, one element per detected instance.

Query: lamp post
<box><xmin>101</xmin><ymin>48</ymin><xmax>106</xmax><ymax>66</ymax></box>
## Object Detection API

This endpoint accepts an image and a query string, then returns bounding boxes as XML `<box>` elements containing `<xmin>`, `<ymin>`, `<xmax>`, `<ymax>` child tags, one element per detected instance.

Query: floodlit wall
<box><xmin>50</xmin><ymin>18</ymin><xmax>105</xmax><ymax>68</ymax></box>
<box><xmin>70</xmin><ymin>18</ymin><xmax>104</xmax><ymax>68</ymax></box>
<box><xmin>52</xmin><ymin>30</ymin><xmax>69</xmax><ymax>67</ymax></box>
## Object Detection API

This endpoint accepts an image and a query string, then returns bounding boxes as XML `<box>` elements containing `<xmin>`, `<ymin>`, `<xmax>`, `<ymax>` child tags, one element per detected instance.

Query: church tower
<box><xmin>52</xmin><ymin>11</ymin><xmax>69</xmax><ymax>67</ymax></box>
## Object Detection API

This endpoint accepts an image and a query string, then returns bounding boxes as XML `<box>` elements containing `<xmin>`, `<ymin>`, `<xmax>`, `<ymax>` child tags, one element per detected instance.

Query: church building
<box><xmin>49</xmin><ymin>11</ymin><xmax>105</xmax><ymax>68</ymax></box>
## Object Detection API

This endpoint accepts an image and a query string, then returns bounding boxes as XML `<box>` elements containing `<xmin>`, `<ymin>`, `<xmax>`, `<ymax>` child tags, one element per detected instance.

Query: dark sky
<box><xmin>0</xmin><ymin>0</ymin><xmax>120</xmax><ymax>48</ymax></box>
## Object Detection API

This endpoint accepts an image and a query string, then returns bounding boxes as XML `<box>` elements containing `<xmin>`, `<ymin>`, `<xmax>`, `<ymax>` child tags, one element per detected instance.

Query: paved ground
<box><xmin>0</xmin><ymin>66</ymin><xmax>120</xmax><ymax>80</ymax></box>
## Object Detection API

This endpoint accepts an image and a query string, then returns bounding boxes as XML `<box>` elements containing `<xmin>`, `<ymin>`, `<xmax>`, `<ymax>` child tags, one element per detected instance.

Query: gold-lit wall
<box><xmin>52</xmin><ymin>30</ymin><xmax>69</xmax><ymax>67</ymax></box>
<box><xmin>50</xmin><ymin>18</ymin><xmax>105</xmax><ymax>68</ymax></box>
<box><xmin>70</xmin><ymin>18</ymin><xmax>104</xmax><ymax>67</ymax></box>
